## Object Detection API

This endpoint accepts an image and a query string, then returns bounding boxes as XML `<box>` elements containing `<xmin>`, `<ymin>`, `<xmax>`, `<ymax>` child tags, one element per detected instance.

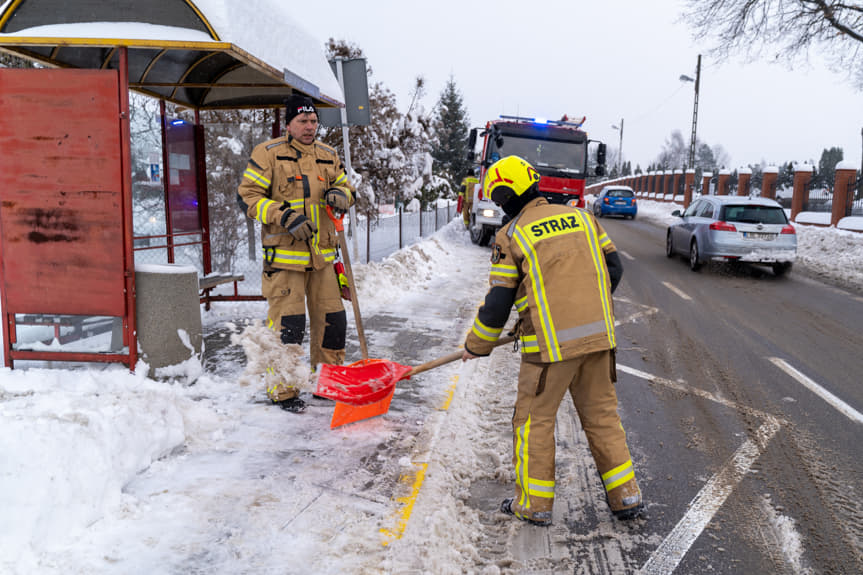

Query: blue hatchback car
<box><xmin>593</xmin><ymin>186</ymin><xmax>637</xmax><ymax>219</ymax></box>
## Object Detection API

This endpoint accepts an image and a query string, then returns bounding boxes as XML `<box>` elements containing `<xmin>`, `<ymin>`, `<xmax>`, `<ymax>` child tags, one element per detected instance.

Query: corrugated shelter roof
<box><xmin>0</xmin><ymin>0</ymin><xmax>343</xmax><ymax>109</ymax></box>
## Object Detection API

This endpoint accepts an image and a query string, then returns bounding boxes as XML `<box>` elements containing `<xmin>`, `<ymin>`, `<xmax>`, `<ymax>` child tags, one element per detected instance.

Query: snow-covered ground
<box><xmin>1</xmin><ymin>201</ymin><xmax>861</xmax><ymax>574</ymax></box>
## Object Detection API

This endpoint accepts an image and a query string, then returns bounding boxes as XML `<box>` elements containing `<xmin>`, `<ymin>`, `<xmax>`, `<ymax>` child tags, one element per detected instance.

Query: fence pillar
<box><xmin>701</xmin><ymin>173</ymin><xmax>712</xmax><ymax>196</ymax></box>
<box><xmin>737</xmin><ymin>169</ymin><xmax>751</xmax><ymax>196</ymax></box>
<box><xmin>672</xmin><ymin>170</ymin><xmax>680</xmax><ymax>202</ymax></box>
<box><xmin>762</xmin><ymin>168</ymin><xmax>778</xmax><ymax>200</ymax></box>
<box><xmin>663</xmin><ymin>170</ymin><xmax>672</xmax><ymax>201</ymax></box>
<box><xmin>831</xmin><ymin>163</ymin><xmax>859</xmax><ymax>227</ymax></box>
<box><xmin>684</xmin><ymin>170</ymin><xmax>695</xmax><ymax>208</ymax></box>
<box><xmin>653</xmin><ymin>172</ymin><xmax>661</xmax><ymax>200</ymax></box>
<box><xmin>790</xmin><ymin>164</ymin><xmax>814</xmax><ymax>222</ymax></box>
<box><xmin>717</xmin><ymin>170</ymin><xmax>730</xmax><ymax>195</ymax></box>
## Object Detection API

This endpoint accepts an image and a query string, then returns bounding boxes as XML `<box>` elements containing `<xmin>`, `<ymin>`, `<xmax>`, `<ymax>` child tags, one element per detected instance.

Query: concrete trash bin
<box><xmin>134</xmin><ymin>263</ymin><xmax>202</xmax><ymax>377</ymax></box>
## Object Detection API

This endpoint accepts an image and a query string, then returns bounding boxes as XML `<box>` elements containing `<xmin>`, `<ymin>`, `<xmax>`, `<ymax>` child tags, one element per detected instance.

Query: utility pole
<box><xmin>618</xmin><ymin>118</ymin><xmax>624</xmax><ymax>174</ymax></box>
<box><xmin>611</xmin><ymin>118</ymin><xmax>624</xmax><ymax>174</ymax></box>
<box><xmin>688</xmin><ymin>55</ymin><xmax>701</xmax><ymax>170</ymax></box>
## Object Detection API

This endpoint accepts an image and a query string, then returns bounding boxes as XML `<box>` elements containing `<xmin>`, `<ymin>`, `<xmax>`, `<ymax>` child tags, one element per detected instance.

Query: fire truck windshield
<box><xmin>487</xmin><ymin>136</ymin><xmax>586</xmax><ymax>177</ymax></box>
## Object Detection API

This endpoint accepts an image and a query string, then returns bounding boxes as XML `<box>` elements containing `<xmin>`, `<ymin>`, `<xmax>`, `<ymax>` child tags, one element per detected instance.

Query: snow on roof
<box><xmin>0</xmin><ymin>0</ymin><xmax>343</xmax><ymax>106</ymax></box>
<box><xmin>194</xmin><ymin>0</ymin><xmax>342</xmax><ymax>104</ymax></box>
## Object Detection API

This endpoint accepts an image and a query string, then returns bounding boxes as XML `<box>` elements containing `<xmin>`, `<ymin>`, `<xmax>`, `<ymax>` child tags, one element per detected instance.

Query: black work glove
<box><xmin>324</xmin><ymin>187</ymin><xmax>350</xmax><ymax>215</ymax></box>
<box><xmin>280</xmin><ymin>208</ymin><xmax>317</xmax><ymax>241</ymax></box>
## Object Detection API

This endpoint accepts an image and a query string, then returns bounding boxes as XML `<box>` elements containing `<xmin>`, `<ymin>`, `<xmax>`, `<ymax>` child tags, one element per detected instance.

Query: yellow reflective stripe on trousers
<box><xmin>255</xmin><ymin>199</ymin><xmax>277</xmax><ymax>224</ymax></box>
<box><xmin>601</xmin><ymin>459</ymin><xmax>635</xmax><ymax>492</ymax></box>
<box><xmin>263</xmin><ymin>247</ymin><xmax>311</xmax><ymax>266</ymax></box>
<box><xmin>528</xmin><ymin>477</ymin><xmax>555</xmax><ymax>498</ymax></box>
<box><xmin>513</xmin><ymin>226</ymin><xmax>561</xmax><ymax>362</ymax></box>
<box><xmin>471</xmin><ymin>317</ymin><xmax>503</xmax><ymax>342</ymax></box>
<box><xmin>575</xmin><ymin>211</ymin><xmax>616</xmax><ymax>348</ymax></box>
<box><xmin>244</xmin><ymin>167</ymin><xmax>271</xmax><ymax>188</ymax></box>
<box><xmin>515</xmin><ymin>415</ymin><xmax>531</xmax><ymax>509</ymax></box>
<box><xmin>514</xmin><ymin>295</ymin><xmax>528</xmax><ymax>313</ymax></box>
<box><xmin>490</xmin><ymin>263</ymin><xmax>518</xmax><ymax>279</ymax></box>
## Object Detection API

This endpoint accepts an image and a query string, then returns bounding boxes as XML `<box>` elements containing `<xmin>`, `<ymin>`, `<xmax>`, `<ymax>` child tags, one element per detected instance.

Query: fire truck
<box><xmin>466</xmin><ymin>115</ymin><xmax>607</xmax><ymax>245</ymax></box>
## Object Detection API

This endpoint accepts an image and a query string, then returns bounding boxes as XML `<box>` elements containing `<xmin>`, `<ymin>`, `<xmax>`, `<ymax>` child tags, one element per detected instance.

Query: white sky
<box><xmin>1</xmin><ymin>202</ymin><xmax>862</xmax><ymax>573</ymax></box>
<box><xmin>300</xmin><ymin>0</ymin><xmax>863</xmax><ymax>171</ymax></box>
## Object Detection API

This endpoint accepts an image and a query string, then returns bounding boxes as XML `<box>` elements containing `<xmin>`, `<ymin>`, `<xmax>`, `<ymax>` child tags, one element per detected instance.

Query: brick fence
<box><xmin>587</xmin><ymin>162</ymin><xmax>862</xmax><ymax>231</ymax></box>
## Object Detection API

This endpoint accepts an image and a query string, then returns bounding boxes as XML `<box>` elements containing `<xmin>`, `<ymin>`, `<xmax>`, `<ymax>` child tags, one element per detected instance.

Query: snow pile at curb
<box><xmin>0</xmin><ymin>368</ymin><xmax>187</xmax><ymax>567</ymax></box>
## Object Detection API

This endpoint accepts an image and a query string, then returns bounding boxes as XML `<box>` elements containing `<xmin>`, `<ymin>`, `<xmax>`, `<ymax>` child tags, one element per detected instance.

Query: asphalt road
<box><xmin>599</xmin><ymin>215</ymin><xmax>863</xmax><ymax>574</ymax></box>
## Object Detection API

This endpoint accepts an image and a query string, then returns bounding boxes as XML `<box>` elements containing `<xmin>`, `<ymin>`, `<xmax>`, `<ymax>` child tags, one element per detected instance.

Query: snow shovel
<box><xmin>326</xmin><ymin>206</ymin><xmax>368</xmax><ymax>359</ymax></box>
<box><xmin>315</xmin><ymin>335</ymin><xmax>515</xmax><ymax>428</ymax></box>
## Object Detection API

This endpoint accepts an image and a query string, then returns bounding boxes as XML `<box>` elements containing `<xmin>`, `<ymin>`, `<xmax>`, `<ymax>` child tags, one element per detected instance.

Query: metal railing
<box><xmin>133</xmin><ymin>202</ymin><xmax>457</xmax><ymax>296</ymax></box>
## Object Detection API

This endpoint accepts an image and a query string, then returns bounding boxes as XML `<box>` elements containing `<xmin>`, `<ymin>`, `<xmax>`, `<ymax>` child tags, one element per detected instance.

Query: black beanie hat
<box><xmin>284</xmin><ymin>94</ymin><xmax>317</xmax><ymax>124</ymax></box>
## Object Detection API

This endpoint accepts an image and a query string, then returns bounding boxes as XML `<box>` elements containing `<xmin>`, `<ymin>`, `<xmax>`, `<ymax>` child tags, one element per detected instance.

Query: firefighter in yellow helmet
<box><xmin>237</xmin><ymin>94</ymin><xmax>355</xmax><ymax>413</ymax></box>
<box><xmin>462</xmin><ymin>155</ymin><xmax>642</xmax><ymax>525</ymax></box>
<box><xmin>459</xmin><ymin>169</ymin><xmax>479</xmax><ymax>227</ymax></box>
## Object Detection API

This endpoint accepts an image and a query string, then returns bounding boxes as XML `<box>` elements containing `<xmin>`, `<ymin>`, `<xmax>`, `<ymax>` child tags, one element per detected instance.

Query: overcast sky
<box><xmin>301</xmin><ymin>0</ymin><xmax>863</xmax><ymax>172</ymax></box>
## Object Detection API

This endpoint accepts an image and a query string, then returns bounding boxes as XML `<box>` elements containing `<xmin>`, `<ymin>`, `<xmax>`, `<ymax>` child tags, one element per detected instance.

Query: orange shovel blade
<box><xmin>330</xmin><ymin>389</ymin><xmax>395</xmax><ymax>429</ymax></box>
<box><xmin>315</xmin><ymin>358</ymin><xmax>413</xmax><ymax>428</ymax></box>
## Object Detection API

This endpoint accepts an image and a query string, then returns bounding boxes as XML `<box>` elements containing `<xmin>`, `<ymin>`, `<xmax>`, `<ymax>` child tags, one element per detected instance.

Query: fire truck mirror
<box><xmin>595</xmin><ymin>164</ymin><xmax>606</xmax><ymax>177</ymax></box>
<box><xmin>597</xmin><ymin>142</ymin><xmax>607</xmax><ymax>166</ymax></box>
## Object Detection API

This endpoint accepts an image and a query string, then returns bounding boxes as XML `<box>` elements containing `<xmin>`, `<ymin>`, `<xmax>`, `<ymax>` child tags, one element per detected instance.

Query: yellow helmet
<box><xmin>484</xmin><ymin>155</ymin><xmax>540</xmax><ymax>207</ymax></box>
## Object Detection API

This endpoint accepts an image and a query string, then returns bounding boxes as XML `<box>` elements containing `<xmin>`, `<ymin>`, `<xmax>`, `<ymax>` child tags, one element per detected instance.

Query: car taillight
<box><xmin>781</xmin><ymin>225</ymin><xmax>796</xmax><ymax>235</ymax></box>
<box><xmin>709</xmin><ymin>221</ymin><xmax>737</xmax><ymax>232</ymax></box>
<box><xmin>603</xmin><ymin>197</ymin><xmax>610</xmax><ymax>204</ymax></box>
<box><xmin>632</xmin><ymin>198</ymin><xmax>637</xmax><ymax>205</ymax></box>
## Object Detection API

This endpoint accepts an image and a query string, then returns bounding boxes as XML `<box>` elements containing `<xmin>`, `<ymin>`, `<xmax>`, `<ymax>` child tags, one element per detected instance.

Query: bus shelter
<box><xmin>0</xmin><ymin>0</ymin><xmax>343</xmax><ymax>369</ymax></box>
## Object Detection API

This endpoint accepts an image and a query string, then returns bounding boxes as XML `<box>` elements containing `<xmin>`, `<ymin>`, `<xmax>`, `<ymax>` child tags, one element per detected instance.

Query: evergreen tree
<box><xmin>816</xmin><ymin>146</ymin><xmax>843</xmax><ymax>189</ymax></box>
<box><xmin>695</xmin><ymin>142</ymin><xmax>717</xmax><ymax>171</ymax></box>
<box><xmin>431</xmin><ymin>76</ymin><xmax>472</xmax><ymax>194</ymax></box>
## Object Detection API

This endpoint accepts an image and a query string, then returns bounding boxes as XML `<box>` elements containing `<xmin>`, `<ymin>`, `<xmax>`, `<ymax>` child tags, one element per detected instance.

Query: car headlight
<box><xmin>481</xmin><ymin>208</ymin><xmax>496</xmax><ymax>218</ymax></box>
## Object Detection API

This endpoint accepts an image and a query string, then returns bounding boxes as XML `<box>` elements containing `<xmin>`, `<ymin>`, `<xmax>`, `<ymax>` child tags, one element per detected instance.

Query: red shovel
<box><xmin>315</xmin><ymin>335</ymin><xmax>515</xmax><ymax>428</ymax></box>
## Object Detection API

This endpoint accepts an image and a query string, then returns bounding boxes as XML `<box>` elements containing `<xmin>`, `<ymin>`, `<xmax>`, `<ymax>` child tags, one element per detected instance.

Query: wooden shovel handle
<box><xmin>406</xmin><ymin>335</ymin><xmax>515</xmax><ymax>378</ymax></box>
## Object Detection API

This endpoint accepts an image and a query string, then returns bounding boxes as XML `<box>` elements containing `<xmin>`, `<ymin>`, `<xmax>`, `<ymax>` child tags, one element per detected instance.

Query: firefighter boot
<box><xmin>606</xmin><ymin>477</ymin><xmax>644</xmax><ymax>520</ymax></box>
<box><xmin>266</xmin><ymin>380</ymin><xmax>306</xmax><ymax>414</ymax></box>
<box><xmin>500</xmin><ymin>498</ymin><xmax>552</xmax><ymax>527</ymax></box>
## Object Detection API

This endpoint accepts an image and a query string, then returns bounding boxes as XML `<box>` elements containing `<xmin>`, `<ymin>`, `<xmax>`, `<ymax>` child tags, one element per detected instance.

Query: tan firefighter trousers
<box><xmin>510</xmin><ymin>348</ymin><xmax>637</xmax><ymax>520</ymax></box>
<box><xmin>262</xmin><ymin>265</ymin><xmax>346</xmax><ymax>374</ymax></box>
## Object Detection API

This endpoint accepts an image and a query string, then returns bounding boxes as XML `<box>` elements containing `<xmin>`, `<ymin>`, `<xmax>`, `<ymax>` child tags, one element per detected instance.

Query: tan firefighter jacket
<box><xmin>464</xmin><ymin>197</ymin><xmax>617</xmax><ymax>363</ymax></box>
<box><xmin>237</xmin><ymin>135</ymin><xmax>354</xmax><ymax>271</ymax></box>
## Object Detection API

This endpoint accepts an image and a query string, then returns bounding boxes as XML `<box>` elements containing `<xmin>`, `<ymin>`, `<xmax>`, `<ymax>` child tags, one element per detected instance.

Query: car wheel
<box><xmin>772</xmin><ymin>262</ymin><xmax>792</xmax><ymax>277</ymax></box>
<box><xmin>666</xmin><ymin>231</ymin><xmax>675</xmax><ymax>258</ymax></box>
<box><xmin>595</xmin><ymin>204</ymin><xmax>603</xmax><ymax>217</ymax></box>
<box><xmin>478</xmin><ymin>227</ymin><xmax>492</xmax><ymax>247</ymax></box>
<box><xmin>469</xmin><ymin>217</ymin><xmax>482</xmax><ymax>245</ymax></box>
<box><xmin>689</xmin><ymin>240</ymin><xmax>702</xmax><ymax>271</ymax></box>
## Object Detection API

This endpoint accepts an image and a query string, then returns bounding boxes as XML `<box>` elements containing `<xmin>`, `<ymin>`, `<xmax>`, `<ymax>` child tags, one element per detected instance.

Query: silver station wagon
<box><xmin>666</xmin><ymin>196</ymin><xmax>797</xmax><ymax>275</ymax></box>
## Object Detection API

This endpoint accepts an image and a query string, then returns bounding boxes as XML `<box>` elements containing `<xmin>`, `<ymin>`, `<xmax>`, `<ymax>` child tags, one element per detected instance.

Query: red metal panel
<box><xmin>0</xmin><ymin>69</ymin><xmax>125</xmax><ymax>316</ymax></box>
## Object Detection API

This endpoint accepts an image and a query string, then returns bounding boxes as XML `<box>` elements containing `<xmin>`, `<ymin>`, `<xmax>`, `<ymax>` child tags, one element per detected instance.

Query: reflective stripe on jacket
<box><xmin>465</xmin><ymin>197</ymin><xmax>617</xmax><ymax>363</ymax></box>
<box><xmin>237</xmin><ymin>135</ymin><xmax>353</xmax><ymax>271</ymax></box>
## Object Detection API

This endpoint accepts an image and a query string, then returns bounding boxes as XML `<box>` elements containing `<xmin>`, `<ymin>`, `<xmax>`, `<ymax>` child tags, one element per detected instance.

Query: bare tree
<box><xmin>683</xmin><ymin>0</ymin><xmax>863</xmax><ymax>88</ymax></box>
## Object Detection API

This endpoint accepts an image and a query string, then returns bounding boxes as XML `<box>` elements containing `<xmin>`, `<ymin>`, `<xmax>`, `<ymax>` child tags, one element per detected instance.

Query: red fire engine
<box><xmin>466</xmin><ymin>115</ymin><xmax>607</xmax><ymax>245</ymax></box>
